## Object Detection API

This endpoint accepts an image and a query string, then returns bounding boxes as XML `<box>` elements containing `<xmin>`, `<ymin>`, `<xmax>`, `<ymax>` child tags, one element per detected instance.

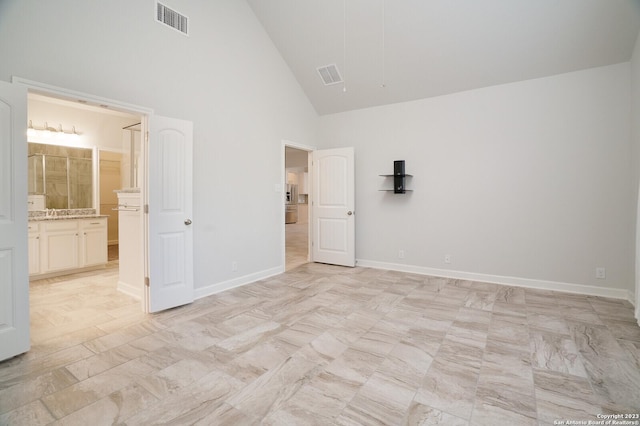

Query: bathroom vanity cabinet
<box><xmin>29</xmin><ymin>217</ymin><xmax>107</xmax><ymax>278</ymax></box>
<box><xmin>80</xmin><ymin>219</ymin><xmax>109</xmax><ymax>267</ymax></box>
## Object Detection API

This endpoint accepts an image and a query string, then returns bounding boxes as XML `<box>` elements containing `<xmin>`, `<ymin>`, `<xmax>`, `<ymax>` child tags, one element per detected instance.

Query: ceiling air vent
<box><xmin>156</xmin><ymin>2</ymin><xmax>189</xmax><ymax>36</ymax></box>
<box><xmin>317</xmin><ymin>64</ymin><xmax>343</xmax><ymax>85</ymax></box>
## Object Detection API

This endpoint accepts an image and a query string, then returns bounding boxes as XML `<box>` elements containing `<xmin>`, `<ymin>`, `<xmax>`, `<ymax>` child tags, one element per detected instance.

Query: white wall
<box><xmin>28</xmin><ymin>98</ymin><xmax>138</xmax><ymax>151</ymax></box>
<box><xmin>0</xmin><ymin>0</ymin><xmax>318</xmax><ymax>291</ymax></box>
<box><xmin>319</xmin><ymin>63</ymin><xmax>633</xmax><ymax>296</ymax></box>
<box><xmin>2</xmin><ymin>1</ymin><xmax>635</xmax><ymax>301</ymax></box>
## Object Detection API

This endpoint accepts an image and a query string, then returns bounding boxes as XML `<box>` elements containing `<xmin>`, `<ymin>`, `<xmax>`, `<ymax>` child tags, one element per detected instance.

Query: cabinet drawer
<box><xmin>44</xmin><ymin>220</ymin><xmax>78</xmax><ymax>232</ymax></box>
<box><xmin>28</xmin><ymin>222</ymin><xmax>39</xmax><ymax>233</ymax></box>
<box><xmin>81</xmin><ymin>218</ymin><xmax>107</xmax><ymax>229</ymax></box>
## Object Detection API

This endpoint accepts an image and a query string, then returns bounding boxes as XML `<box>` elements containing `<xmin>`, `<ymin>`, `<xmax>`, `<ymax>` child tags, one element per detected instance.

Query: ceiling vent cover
<box><xmin>317</xmin><ymin>64</ymin><xmax>343</xmax><ymax>85</ymax></box>
<box><xmin>156</xmin><ymin>2</ymin><xmax>189</xmax><ymax>36</ymax></box>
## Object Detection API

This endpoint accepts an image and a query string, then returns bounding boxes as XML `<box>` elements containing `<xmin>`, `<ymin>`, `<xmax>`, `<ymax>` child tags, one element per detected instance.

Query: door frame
<box><xmin>13</xmin><ymin>77</ymin><xmax>152</xmax><ymax>118</ymax></box>
<box><xmin>12</xmin><ymin>77</ymin><xmax>152</xmax><ymax>312</ymax></box>
<box><xmin>281</xmin><ymin>140</ymin><xmax>315</xmax><ymax>269</ymax></box>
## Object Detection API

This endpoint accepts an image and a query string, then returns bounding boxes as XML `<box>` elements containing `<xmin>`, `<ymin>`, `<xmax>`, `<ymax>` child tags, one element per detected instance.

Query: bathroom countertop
<box><xmin>29</xmin><ymin>214</ymin><xmax>109</xmax><ymax>222</ymax></box>
<box><xmin>28</xmin><ymin>208</ymin><xmax>108</xmax><ymax>221</ymax></box>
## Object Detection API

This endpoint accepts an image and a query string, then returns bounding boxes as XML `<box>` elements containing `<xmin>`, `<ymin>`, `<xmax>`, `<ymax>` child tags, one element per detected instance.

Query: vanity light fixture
<box><xmin>27</xmin><ymin>120</ymin><xmax>81</xmax><ymax>142</ymax></box>
<box><xmin>27</xmin><ymin>120</ymin><xmax>37</xmax><ymax>138</ymax></box>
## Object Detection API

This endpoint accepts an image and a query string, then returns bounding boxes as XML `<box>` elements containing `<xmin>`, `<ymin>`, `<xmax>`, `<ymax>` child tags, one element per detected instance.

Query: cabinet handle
<box><xmin>90</xmin><ymin>222</ymin><xmax>100</xmax><ymax>225</ymax></box>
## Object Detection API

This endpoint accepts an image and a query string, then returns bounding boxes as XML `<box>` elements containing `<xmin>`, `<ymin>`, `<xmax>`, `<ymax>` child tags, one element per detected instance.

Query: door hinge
<box><xmin>144</xmin><ymin>204</ymin><xmax>149</xmax><ymax>214</ymax></box>
<box><xmin>144</xmin><ymin>277</ymin><xmax>150</xmax><ymax>287</ymax></box>
<box><xmin>145</xmin><ymin>131</ymin><xmax>149</xmax><ymax>143</ymax></box>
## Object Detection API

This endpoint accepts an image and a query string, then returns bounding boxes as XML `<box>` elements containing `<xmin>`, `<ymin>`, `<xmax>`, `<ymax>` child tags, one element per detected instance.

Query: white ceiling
<box><xmin>247</xmin><ymin>0</ymin><xmax>640</xmax><ymax>115</ymax></box>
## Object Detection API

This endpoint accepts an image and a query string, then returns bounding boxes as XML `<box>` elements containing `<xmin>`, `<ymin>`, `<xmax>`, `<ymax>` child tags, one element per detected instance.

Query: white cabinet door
<box><xmin>0</xmin><ymin>81</ymin><xmax>29</xmax><ymax>361</ymax></box>
<box><xmin>147</xmin><ymin>115</ymin><xmax>194</xmax><ymax>313</ymax></box>
<box><xmin>45</xmin><ymin>231</ymin><xmax>79</xmax><ymax>272</ymax></box>
<box><xmin>28</xmin><ymin>235</ymin><xmax>40</xmax><ymax>275</ymax></box>
<box><xmin>28</xmin><ymin>230</ymin><xmax>41</xmax><ymax>275</ymax></box>
<box><xmin>43</xmin><ymin>221</ymin><xmax>79</xmax><ymax>272</ymax></box>
<box><xmin>311</xmin><ymin>147</ymin><xmax>355</xmax><ymax>267</ymax></box>
<box><xmin>80</xmin><ymin>219</ymin><xmax>107</xmax><ymax>267</ymax></box>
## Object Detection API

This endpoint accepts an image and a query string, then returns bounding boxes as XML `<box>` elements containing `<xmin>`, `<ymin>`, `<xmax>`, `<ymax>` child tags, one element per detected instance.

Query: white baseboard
<box><xmin>194</xmin><ymin>266</ymin><xmax>284</xmax><ymax>300</ymax></box>
<box><xmin>191</xmin><ymin>259</ymin><xmax>637</xmax><ymax>322</ymax></box>
<box><xmin>356</xmin><ymin>259</ymin><xmax>632</xmax><ymax>302</ymax></box>
<box><xmin>118</xmin><ymin>280</ymin><xmax>142</xmax><ymax>300</ymax></box>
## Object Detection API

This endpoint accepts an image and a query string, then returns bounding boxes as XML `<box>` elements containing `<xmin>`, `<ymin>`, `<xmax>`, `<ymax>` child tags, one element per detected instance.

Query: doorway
<box><xmin>282</xmin><ymin>144</ymin><xmax>357</xmax><ymax>270</ymax></box>
<box><xmin>26</xmin><ymin>89</ymin><xmax>195</xmax><ymax>313</ymax></box>
<box><xmin>2</xmin><ymin>78</ymin><xmax>196</xmax><ymax>360</ymax></box>
<box><xmin>26</xmin><ymin>92</ymin><xmax>144</xmax><ymax>300</ymax></box>
<box><xmin>284</xmin><ymin>145</ymin><xmax>311</xmax><ymax>270</ymax></box>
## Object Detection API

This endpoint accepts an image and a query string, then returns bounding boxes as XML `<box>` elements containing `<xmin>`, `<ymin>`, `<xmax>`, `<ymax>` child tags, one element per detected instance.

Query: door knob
<box><xmin>347</xmin><ymin>211</ymin><xmax>353</xmax><ymax>216</ymax></box>
<box><xmin>184</xmin><ymin>219</ymin><xmax>192</xmax><ymax>225</ymax></box>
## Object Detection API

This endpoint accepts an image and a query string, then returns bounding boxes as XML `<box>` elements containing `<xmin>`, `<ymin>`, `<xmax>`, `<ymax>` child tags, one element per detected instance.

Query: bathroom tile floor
<box><xmin>1</xmin><ymin>263</ymin><xmax>639</xmax><ymax>425</ymax></box>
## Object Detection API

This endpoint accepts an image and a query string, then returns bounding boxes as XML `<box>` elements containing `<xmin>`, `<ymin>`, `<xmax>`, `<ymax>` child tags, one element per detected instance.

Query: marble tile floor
<box><xmin>286</xmin><ymin>221</ymin><xmax>309</xmax><ymax>271</ymax></box>
<box><xmin>1</xmin><ymin>263</ymin><xmax>639</xmax><ymax>425</ymax></box>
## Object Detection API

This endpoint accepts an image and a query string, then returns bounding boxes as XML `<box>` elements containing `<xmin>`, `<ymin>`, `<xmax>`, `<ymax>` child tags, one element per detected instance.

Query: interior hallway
<box><xmin>1</xmin><ymin>258</ymin><xmax>639</xmax><ymax>424</ymax></box>
<box><xmin>286</xmin><ymin>221</ymin><xmax>308</xmax><ymax>271</ymax></box>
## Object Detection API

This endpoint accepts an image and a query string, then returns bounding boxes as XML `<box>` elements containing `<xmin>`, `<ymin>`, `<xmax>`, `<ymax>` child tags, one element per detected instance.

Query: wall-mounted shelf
<box><xmin>379</xmin><ymin>160</ymin><xmax>413</xmax><ymax>193</ymax></box>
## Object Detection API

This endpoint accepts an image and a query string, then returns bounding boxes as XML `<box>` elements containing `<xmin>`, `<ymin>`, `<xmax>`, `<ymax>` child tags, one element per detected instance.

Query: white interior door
<box><xmin>0</xmin><ymin>81</ymin><xmax>30</xmax><ymax>361</ymax></box>
<box><xmin>146</xmin><ymin>115</ymin><xmax>194</xmax><ymax>313</ymax></box>
<box><xmin>311</xmin><ymin>147</ymin><xmax>355</xmax><ymax>267</ymax></box>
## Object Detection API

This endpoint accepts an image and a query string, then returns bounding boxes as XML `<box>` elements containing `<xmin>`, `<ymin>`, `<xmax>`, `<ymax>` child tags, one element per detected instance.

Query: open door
<box><xmin>311</xmin><ymin>147</ymin><xmax>355</xmax><ymax>267</ymax></box>
<box><xmin>0</xmin><ymin>81</ymin><xmax>30</xmax><ymax>361</ymax></box>
<box><xmin>146</xmin><ymin>115</ymin><xmax>194</xmax><ymax>313</ymax></box>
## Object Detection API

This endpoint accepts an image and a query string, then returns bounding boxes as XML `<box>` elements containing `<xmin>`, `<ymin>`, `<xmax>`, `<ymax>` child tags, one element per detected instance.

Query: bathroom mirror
<box><xmin>28</xmin><ymin>143</ymin><xmax>93</xmax><ymax>210</ymax></box>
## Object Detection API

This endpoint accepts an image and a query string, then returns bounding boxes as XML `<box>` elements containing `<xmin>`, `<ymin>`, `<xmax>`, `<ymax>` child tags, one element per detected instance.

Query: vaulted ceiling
<box><xmin>247</xmin><ymin>0</ymin><xmax>640</xmax><ymax>115</ymax></box>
